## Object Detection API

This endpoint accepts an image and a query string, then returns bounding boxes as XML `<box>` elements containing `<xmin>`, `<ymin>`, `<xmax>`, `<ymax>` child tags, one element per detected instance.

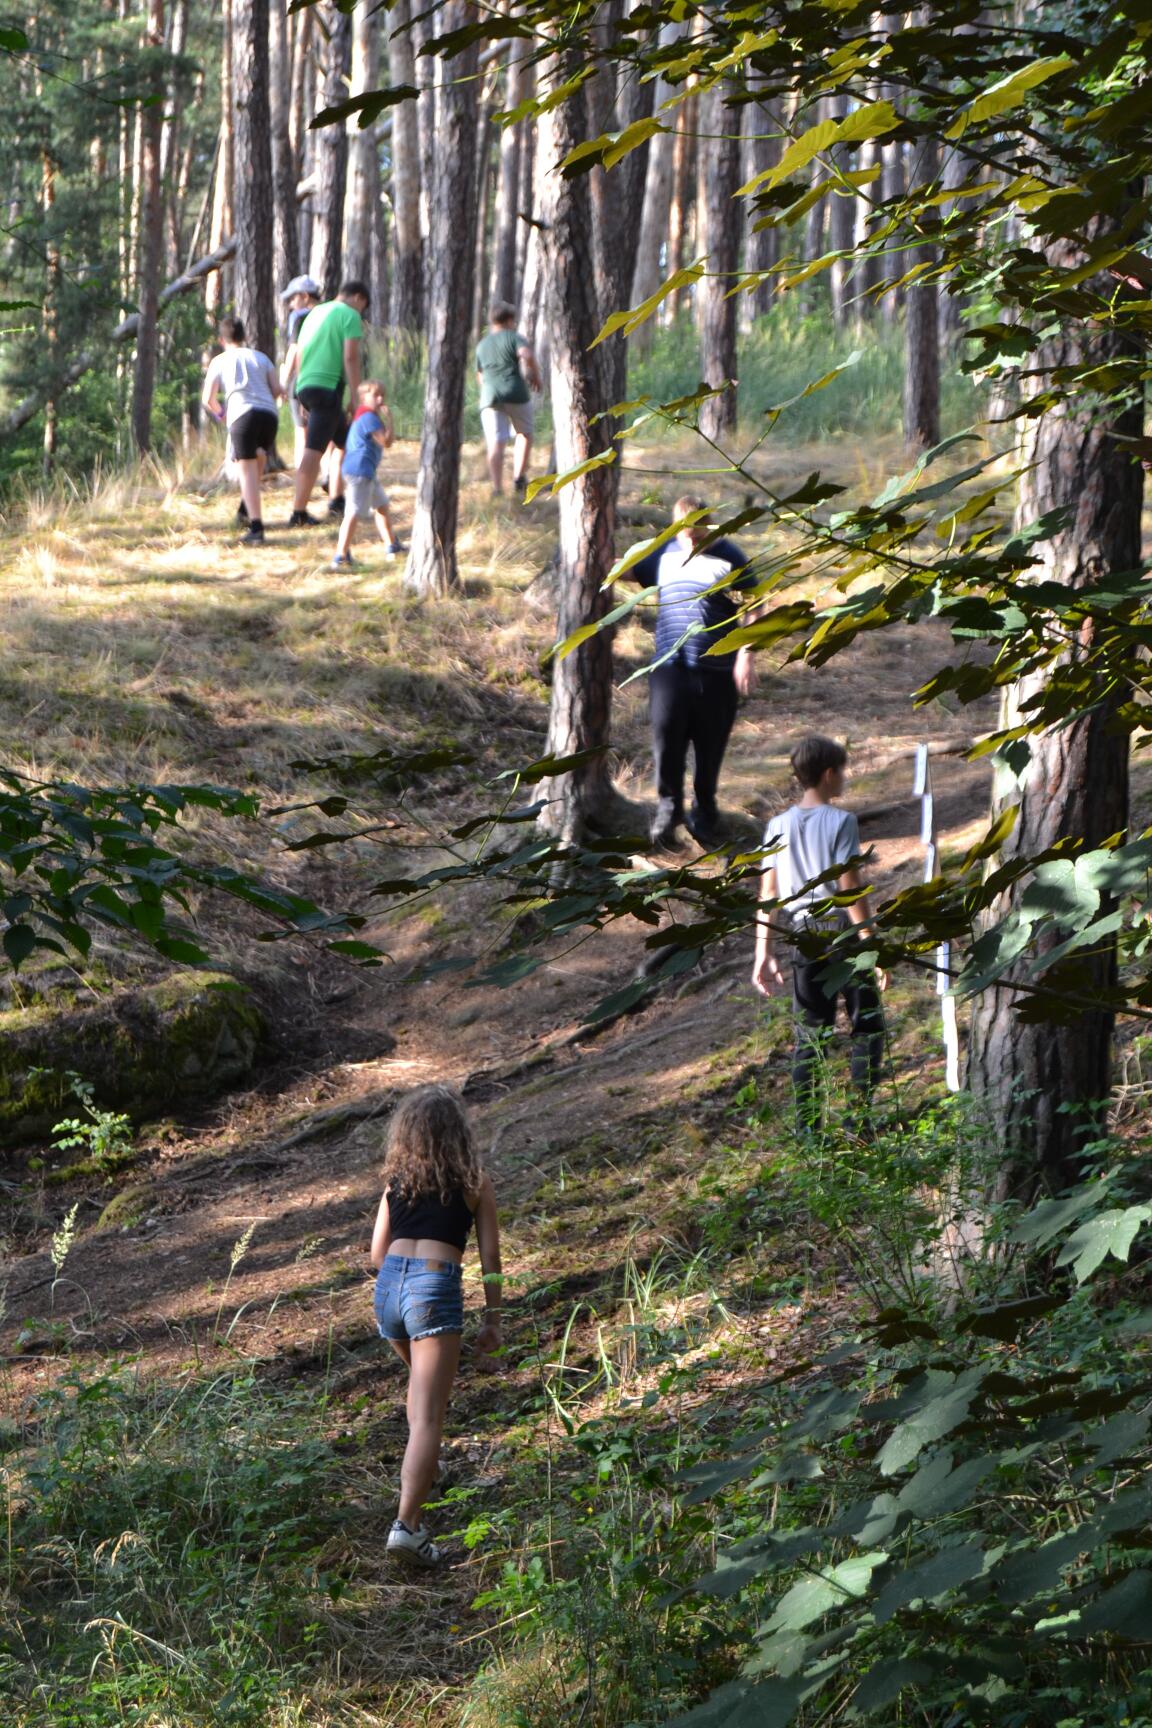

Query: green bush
<box><xmin>0</xmin><ymin>1365</ymin><xmax>346</xmax><ymax>1726</ymax></box>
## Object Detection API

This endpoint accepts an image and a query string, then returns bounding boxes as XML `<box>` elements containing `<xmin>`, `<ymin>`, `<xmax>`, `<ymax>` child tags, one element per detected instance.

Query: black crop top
<box><xmin>387</xmin><ymin>1184</ymin><xmax>475</xmax><ymax>1253</ymax></box>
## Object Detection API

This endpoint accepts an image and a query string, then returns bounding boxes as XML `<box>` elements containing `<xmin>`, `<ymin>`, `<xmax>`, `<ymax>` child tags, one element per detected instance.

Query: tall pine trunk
<box><xmin>206</xmin><ymin>0</ymin><xmax>234</xmax><ymax>321</ymax></box>
<box><xmin>665</xmin><ymin>96</ymin><xmax>694</xmax><ymax>321</ymax></box>
<box><xmin>489</xmin><ymin>38</ymin><xmax>527</xmax><ymax>307</ymax></box>
<box><xmin>968</xmin><ymin>228</ymin><xmax>1144</xmax><ymax>1195</ymax></box>
<box><xmin>343</xmin><ymin>0</ymin><xmax>381</xmax><ymax>304</ymax></box>
<box><xmin>535</xmin><ymin>55</ymin><xmax>622</xmax><ymax>844</ymax></box>
<box><xmin>902</xmin><ymin>138</ymin><xmax>939</xmax><ymax>452</ymax></box>
<box><xmin>232</xmin><ymin>0</ymin><xmax>276</xmax><ymax>359</ymax></box>
<box><xmin>131</xmin><ymin>0</ymin><xmax>166</xmax><ymax>453</ymax></box>
<box><xmin>403</xmin><ymin>12</ymin><xmax>479</xmax><ymax>596</ymax></box>
<box><xmin>589</xmin><ymin>40</ymin><xmax>653</xmax><ymax>410</ymax></box>
<box><xmin>388</xmin><ymin>0</ymin><xmax>423</xmax><ymax>336</ymax></box>
<box><xmin>270</xmin><ymin>0</ymin><xmax>300</xmax><ymax>307</ymax></box>
<box><xmin>309</xmin><ymin>2</ymin><xmax>351</xmax><ymax>298</ymax></box>
<box><xmin>740</xmin><ymin>104</ymin><xmax>778</xmax><ymax>330</ymax></box>
<box><xmin>696</xmin><ymin>80</ymin><xmax>741</xmax><ymax>440</ymax></box>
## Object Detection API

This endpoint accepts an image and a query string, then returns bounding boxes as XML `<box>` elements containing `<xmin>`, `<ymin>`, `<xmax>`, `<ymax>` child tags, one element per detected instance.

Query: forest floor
<box><xmin>0</xmin><ymin>428</ymin><xmax>1138</xmax><ymax>1725</ymax></box>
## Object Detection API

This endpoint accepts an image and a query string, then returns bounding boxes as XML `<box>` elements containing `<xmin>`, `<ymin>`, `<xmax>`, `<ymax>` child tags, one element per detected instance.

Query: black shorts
<box><xmin>231</xmin><ymin>408</ymin><xmax>279</xmax><ymax>461</ymax></box>
<box><xmin>296</xmin><ymin>386</ymin><xmax>348</xmax><ymax>453</ymax></box>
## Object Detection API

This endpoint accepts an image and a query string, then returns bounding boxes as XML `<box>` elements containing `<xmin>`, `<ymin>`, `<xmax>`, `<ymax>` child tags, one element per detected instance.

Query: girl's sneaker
<box><xmin>386</xmin><ymin>1518</ymin><xmax>443</xmax><ymax>1568</ymax></box>
<box><xmin>387</xmin><ymin>539</ymin><xmax>406</xmax><ymax>556</ymax></box>
<box><xmin>332</xmin><ymin>551</ymin><xmax>355</xmax><ymax>569</ymax></box>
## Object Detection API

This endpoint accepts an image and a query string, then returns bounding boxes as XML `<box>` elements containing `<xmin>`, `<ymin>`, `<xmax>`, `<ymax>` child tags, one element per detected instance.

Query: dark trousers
<box><xmin>649</xmin><ymin>661</ymin><xmax>739</xmax><ymax>825</ymax></box>
<box><xmin>792</xmin><ymin>954</ymin><xmax>885</xmax><ymax>1127</ymax></box>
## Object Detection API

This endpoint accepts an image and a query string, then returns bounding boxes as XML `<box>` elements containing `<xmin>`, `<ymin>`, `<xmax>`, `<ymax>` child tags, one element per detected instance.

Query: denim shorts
<box><xmin>374</xmin><ymin>1255</ymin><xmax>464</xmax><ymax>1342</ymax></box>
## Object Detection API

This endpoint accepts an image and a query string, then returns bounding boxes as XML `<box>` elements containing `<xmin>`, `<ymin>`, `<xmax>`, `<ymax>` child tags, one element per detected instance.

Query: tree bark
<box><xmin>535</xmin><ymin>56</ymin><xmax>622</xmax><ymax>844</ymax></box>
<box><xmin>665</xmin><ymin>95</ymin><xmax>694</xmax><ymax>321</ymax></box>
<box><xmin>589</xmin><ymin>35</ymin><xmax>653</xmax><ymax>409</ymax></box>
<box><xmin>968</xmin><ymin>228</ymin><xmax>1144</xmax><ymax>1194</ymax></box>
<box><xmin>472</xmin><ymin>69</ymin><xmax>499</xmax><ymax>339</ymax></box>
<box><xmin>631</xmin><ymin>62</ymin><xmax>675</xmax><ymax>315</ymax></box>
<box><xmin>489</xmin><ymin>37</ymin><xmax>527</xmax><ymax>308</ymax></box>
<box><xmin>902</xmin><ymin>138</ymin><xmax>940</xmax><ymax>453</ymax></box>
<box><xmin>828</xmin><ymin>95</ymin><xmax>858</xmax><ymax>329</ymax></box>
<box><xmin>206</xmin><ymin>0</ymin><xmax>234</xmax><ymax>320</ymax></box>
<box><xmin>878</xmin><ymin>129</ymin><xmax>904</xmax><ymax>323</ymax></box>
<box><xmin>343</xmin><ymin>0</ymin><xmax>382</xmax><ymax>304</ymax></box>
<box><xmin>270</xmin><ymin>0</ymin><xmax>300</xmax><ymax>307</ymax></box>
<box><xmin>232</xmin><ymin>0</ymin><xmax>276</xmax><ymax>359</ymax></box>
<box><xmin>403</xmin><ymin>9</ymin><xmax>479</xmax><ymax>596</ymax></box>
<box><xmin>309</xmin><ymin>2</ymin><xmax>351</xmax><ymax>298</ymax></box>
<box><xmin>740</xmin><ymin>103</ymin><xmax>779</xmax><ymax>330</ymax></box>
<box><xmin>388</xmin><ymin>0</ymin><xmax>424</xmax><ymax>336</ymax></box>
<box><xmin>696</xmin><ymin>80</ymin><xmax>741</xmax><ymax>440</ymax></box>
<box><xmin>131</xmin><ymin>0</ymin><xmax>167</xmax><ymax>453</ymax></box>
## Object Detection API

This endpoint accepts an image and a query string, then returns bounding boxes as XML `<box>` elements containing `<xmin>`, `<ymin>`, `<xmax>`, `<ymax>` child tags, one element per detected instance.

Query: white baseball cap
<box><xmin>280</xmin><ymin>275</ymin><xmax>321</xmax><ymax>299</ymax></box>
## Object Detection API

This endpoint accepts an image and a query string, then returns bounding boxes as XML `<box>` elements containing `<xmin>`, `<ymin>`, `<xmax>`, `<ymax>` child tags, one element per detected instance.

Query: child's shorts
<box><xmin>345</xmin><ymin>474</ymin><xmax>390</xmax><ymax>518</ymax></box>
<box><xmin>374</xmin><ymin>1254</ymin><xmax>464</xmax><ymax>1341</ymax></box>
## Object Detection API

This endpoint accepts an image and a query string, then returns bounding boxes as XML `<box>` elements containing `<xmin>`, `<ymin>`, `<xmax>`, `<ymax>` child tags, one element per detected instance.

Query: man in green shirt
<box><xmin>476</xmin><ymin>301</ymin><xmax>542</xmax><ymax>497</ymax></box>
<box><xmin>289</xmin><ymin>278</ymin><xmax>370</xmax><ymax>527</ymax></box>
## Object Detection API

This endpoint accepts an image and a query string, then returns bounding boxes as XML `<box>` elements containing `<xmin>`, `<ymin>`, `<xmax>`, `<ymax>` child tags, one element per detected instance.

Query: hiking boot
<box><xmin>288</xmin><ymin>509</ymin><xmax>320</xmax><ymax>528</ymax></box>
<box><xmin>649</xmin><ymin>801</ymin><xmax>683</xmax><ymax>850</ymax></box>
<box><xmin>332</xmin><ymin>551</ymin><xmax>356</xmax><ymax>569</ymax></box>
<box><xmin>328</xmin><ymin>496</ymin><xmax>346</xmax><ymax>519</ymax></box>
<box><xmin>241</xmin><ymin>521</ymin><xmax>265</xmax><ymax>547</ymax></box>
<box><xmin>685</xmin><ymin>809</ymin><xmax>722</xmax><ymax>850</ymax></box>
<box><xmin>386</xmin><ymin>1518</ymin><xmax>443</xmax><ymax>1569</ymax></box>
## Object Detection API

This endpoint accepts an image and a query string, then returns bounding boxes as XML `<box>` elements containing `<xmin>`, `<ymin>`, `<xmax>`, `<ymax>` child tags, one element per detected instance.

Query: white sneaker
<box><xmin>386</xmin><ymin>1517</ymin><xmax>443</xmax><ymax>1568</ymax></box>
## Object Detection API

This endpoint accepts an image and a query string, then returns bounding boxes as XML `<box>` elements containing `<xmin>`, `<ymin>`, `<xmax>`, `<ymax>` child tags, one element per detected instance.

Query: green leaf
<box><xmin>592</xmin><ymin>263</ymin><xmax>705</xmax><ymax>347</ymax></box>
<box><xmin>3</xmin><ymin>924</ymin><xmax>36</xmax><ymax>969</ymax></box>
<box><xmin>1084</xmin><ymin>1408</ymin><xmax>1150</xmax><ymax>1469</ymax></box>
<box><xmin>873</xmin><ymin>1541</ymin><xmax>988</xmax><ymax>1623</ymax></box>
<box><xmin>1055</xmin><ymin>1205</ymin><xmax>1152</xmax><ymax>1283</ymax></box>
<box><xmin>562</xmin><ymin>115</ymin><xmax>667</xmax><ymax>176</ymax></box>
<box><xmin>1012</xmin><ymin>1179</ymin><xmax>1114</xmax><ymax>1250</ymax></box>
<box><xmin>497</xmin><ymin>747</ymin><xmax>608</xmax><ymax>786</ymax></box>
<box><xmin>877</xmin><ymin>1379</ymin><xmax>981</xmax><ymax>1476</ymax></box>
<box><xmin>851</xmin><ymin>1658</ymin><xmax>940</xmax><ymax>1715</ymax></box>
<box><xmin>523</xmin><ymin>448</ymin><xmax>615</xmax><ymax>503</ymax></box>
<box><xmin>764</xmin><ymin>1551</ymin><xmax>887</xmax><ymax>1633</ymax></box>
<box><xmin>754</xmin><ymin>101</ymin><xmax>898</xmax><ymax>193</ymax></box>
<box><xmin>0</xmin><ymin>25</ymin><xmax>29</xmax><ymax>49</ymax></box>
<box><xmin>958</xmin><ymin>1294</ymin><xmax>1063</xmax><ymax>1340</ymax></box>
<box><xmin>1077</xmin><ymin>1569</ymin><xmax>1152</xmax><ymax>1640</ymax></box>
<box><xmin>311</xmin><ymin>86</ymin><xmax>418</xmax><ymax>130</ymax></box>
<box><xmin>945</xmin><ymin>55</ymin><xmax>1075</xmax><ymax>138</ymax></box>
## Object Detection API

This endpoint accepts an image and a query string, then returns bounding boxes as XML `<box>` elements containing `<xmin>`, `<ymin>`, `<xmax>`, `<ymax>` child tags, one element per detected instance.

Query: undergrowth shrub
<box><xmin>467</xmin><ymin>1097</ymin><xmax>1152</xmax><ymax>1728</ymax></box>
<box><xmin>0</xmin><ymin>1364</ymin><xmax>347</xmax><ymax>1726</ymax></box>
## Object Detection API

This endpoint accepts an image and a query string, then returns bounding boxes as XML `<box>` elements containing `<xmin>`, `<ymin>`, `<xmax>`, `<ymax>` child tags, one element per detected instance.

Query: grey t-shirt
<box><xmin>763</xmin><ymin>803</ymin><xmax>861</xmax><ymax>927</ymax></box>
<box><xmin>204</xmin><ymin>346</ymin><xmax>279</xmax><ymax>427</ymax></box>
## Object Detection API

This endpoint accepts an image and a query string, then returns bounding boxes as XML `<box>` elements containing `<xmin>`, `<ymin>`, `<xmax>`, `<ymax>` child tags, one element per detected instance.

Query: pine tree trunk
<box><xmin>159</xmin><ymin>0</ymin><xmax>188</xmax><ymax>277</ymax></box>
<box><xmin>489</xmin><ymin>38</ymin><xmax>527</xmax><ymax>307</ymax></box>
<box><xmin>535</xmin><ymin>55</ymin><xmax>622</xmax><ymax>844</ymax></box>
<box><xmin>967</xmin><ymin>229</ymin><xmax>1144</xmax><ymax>1195</ymax></box>
<box><xmin>403</xmin><ymin>12</ymin><xmax>479</xmax><ymax>596</ymax></box>
<box><xmin>309</xmin><ymin>2</ymin><xmax>351</xmax><ymax>298</ymax></box>
<box><xmin>589</xmin><ymin>49</ymin><xmax>653</xmax><ymax>409</ymax></box>
<box><xmin>514</xmin><ymin>87</ymin><xmax>534</xmax><ymax>290</ymax></box>
<box><xmin>696</xmin><ymin>81</ymin><xmax>741</xmax><ymax>440</ymax></box>
<box><xmin>206</xmin><ymin>0</ymin><xmax>234</xmax><ymax>321</ymax></box>
<box><xmin>630</xmin><ymin>71</ymin><xmax>674</xmax><ymax>316</ymax></box>
<box><xmin>388</xmin><ymin>0</ymin><xmax>423</xmax><ymax>337</ymax></box>
<box><xmin>472</xmin><ymin>72</ymin><xmax>498</xmax><ymax>340</ymax></box>
<box><xmin>269</xmin><ymin>0</ymin><xmax>300</xmax><ymax>307</ymax></box>
<box><xmin>412</xmin><ymin>5</ymin><xmax>436</xmax><ymax>310</ymax></box>
<box><xmin>740</xmin><ymin>105</ymin><xmax>779</xmax><ymax>330</ymax></box>
<box><xmin>665</xmin><ymin>96</ymin><xmax>694</xmax><ymax>321</ymax></box>
<box><xmin>878</xmin><ymin>129</ymin><xmax>904</xmax><ymax>323</ymax></box>
<box><xmin>131</xmin><ymin>0</ymin><xmax>166</xmax><ymax>453</ymax></box>
<box><xmin>342</xmin><ymin>0</ymin><xmax>381</xmax><ymax>303</ymax></box>
<box><xmin>232</xmin><ymin>0</ymin><xmax>276</xmax><ymax>359</ymax></box>
<box><xmin>828</xmin><ymin>96</ymin><xmax>857</xmax><ymax>329</ymax></box>
<box><xmin>902</xmin><ymin>138</ymin><xmax>939</xmax><ymax>453</ymax></box>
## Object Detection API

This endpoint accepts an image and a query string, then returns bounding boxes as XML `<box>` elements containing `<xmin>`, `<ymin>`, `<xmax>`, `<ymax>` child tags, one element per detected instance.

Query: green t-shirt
<box><xmin>296</xmin><ymin>300</ymin><xmax>363</xmax><ymax>393</ymax></box>
<box><xmin>476</xmin><ymin>328</ymin><xmax>530</xmax><ymax>409</ymax></box>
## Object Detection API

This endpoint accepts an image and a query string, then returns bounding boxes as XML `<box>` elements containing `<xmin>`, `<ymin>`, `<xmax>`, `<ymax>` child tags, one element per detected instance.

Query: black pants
<box><xmin>792</xmin><ymin>954</ymin><xmax>885</xmax><ymax>1126</ymax></box>
<box><xmin>649</xmin><ymin>661</ymin><xmax>739</xmax><ymax>826</ymax></box>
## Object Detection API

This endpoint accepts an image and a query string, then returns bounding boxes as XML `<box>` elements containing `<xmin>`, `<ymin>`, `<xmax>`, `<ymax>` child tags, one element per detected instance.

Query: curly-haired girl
<box><xmin>369</xmin><ymin>1084</ymin><xmax>502</xmax><ymax>1567</ymax></box>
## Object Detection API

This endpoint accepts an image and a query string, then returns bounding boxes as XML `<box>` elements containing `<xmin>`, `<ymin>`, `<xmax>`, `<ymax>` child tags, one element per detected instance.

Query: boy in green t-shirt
<box><xmin>475</xmin><ymin>301</ymin><xmax>541</xmax><ymax>497</ymax></box>
<box><xmin>289</xmin><ymin>279</ymin><xmax>369</xmax><ymax>527</ymax></box>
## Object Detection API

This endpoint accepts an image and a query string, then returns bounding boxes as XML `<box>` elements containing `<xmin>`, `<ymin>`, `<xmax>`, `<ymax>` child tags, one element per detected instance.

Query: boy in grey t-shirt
<box><xmin>753</xmin><ymin>735</ymin><xmax>887</xmax><ymax>1128</ymax></box>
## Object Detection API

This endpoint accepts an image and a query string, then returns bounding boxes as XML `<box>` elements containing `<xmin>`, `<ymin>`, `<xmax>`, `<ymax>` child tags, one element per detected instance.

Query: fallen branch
<box><xmin>1</xmin><ymin>235</ymin><xmax>238</xmax><ymax>440</ymax></box>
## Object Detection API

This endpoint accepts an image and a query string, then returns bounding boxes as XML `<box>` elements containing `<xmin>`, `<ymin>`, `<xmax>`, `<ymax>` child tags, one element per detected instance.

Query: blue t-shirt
<box><xmin>342</xmin><ymin>410</ymin><xmax>384</xmax><ymax>479</ymax></box>
<box><xmin>630</xmin><ymin>537</ymin><xmax>754</xmax><ymax>670</ymax></box>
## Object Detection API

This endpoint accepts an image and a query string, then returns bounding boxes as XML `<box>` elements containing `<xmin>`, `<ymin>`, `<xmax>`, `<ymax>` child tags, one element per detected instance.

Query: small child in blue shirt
<box><xmin>333</xmin><ymin>381</ymin><xmax>405</xmax><ymax>568</ymax></box>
